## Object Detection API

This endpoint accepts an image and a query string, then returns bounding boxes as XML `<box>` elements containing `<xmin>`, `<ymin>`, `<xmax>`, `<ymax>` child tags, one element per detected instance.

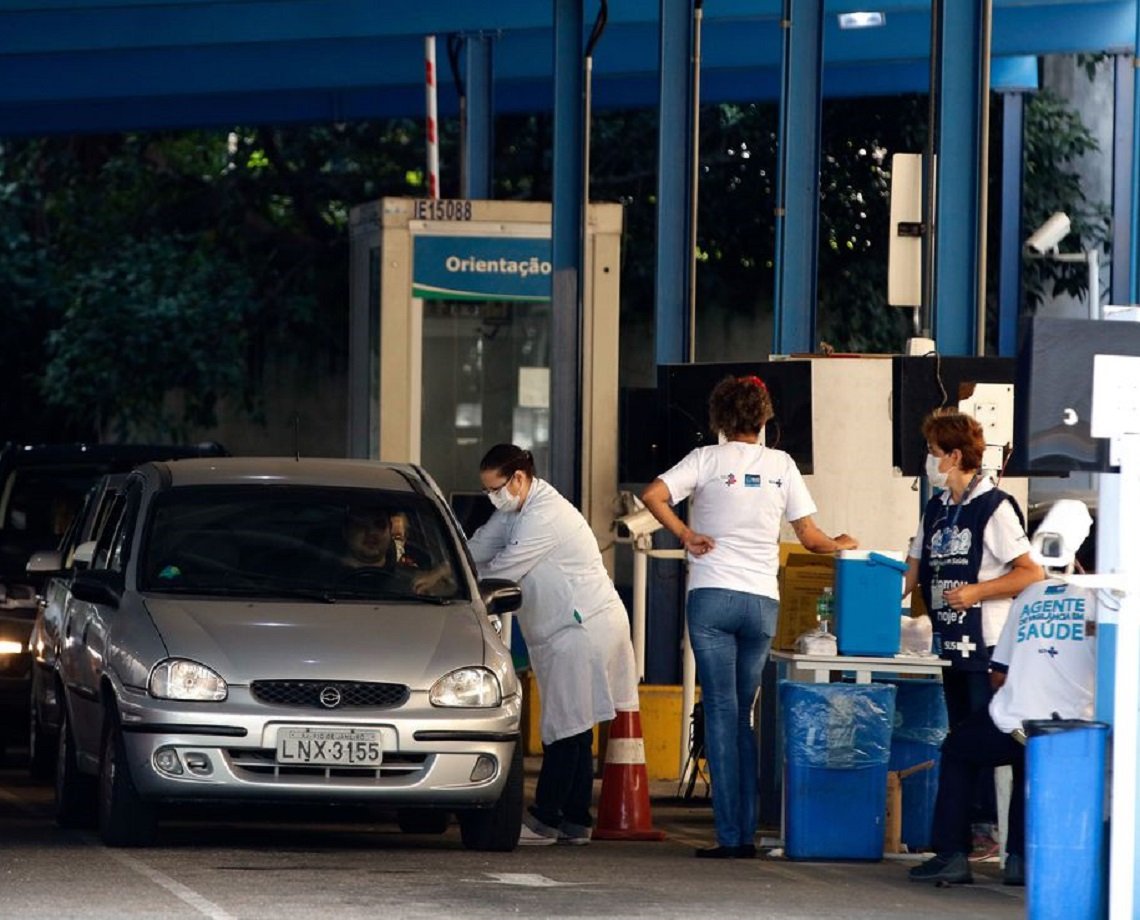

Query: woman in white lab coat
<box><xmin>512</xmin><ymin>562</ymin><xmax>602</xmax><ymax>844</ymax></box>
<box><xmin>468</xmin><ymin>444</ymin><xmax>640</xmax><ymax>843</ymax></box>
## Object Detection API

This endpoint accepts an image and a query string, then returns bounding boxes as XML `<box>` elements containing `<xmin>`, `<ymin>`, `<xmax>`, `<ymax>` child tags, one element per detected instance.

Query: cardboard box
<box><xmin>776</xmin><ymin>543</ymin><xmax>835</xmax><ymax>650</ymax></box>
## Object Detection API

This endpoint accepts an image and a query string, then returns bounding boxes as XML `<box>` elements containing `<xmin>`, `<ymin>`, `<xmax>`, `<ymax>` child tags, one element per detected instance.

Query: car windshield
<box><xmin>139</xmin><ymin>485</ymin><xmax>466</xmax><ymax>602</ymax></box>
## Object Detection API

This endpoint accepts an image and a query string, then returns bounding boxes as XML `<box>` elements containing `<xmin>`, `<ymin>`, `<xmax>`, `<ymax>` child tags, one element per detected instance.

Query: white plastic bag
<box><xmin>796</xmin><ymin>626</ymin><xmax>838</xmax><ymax>656</ymax></box>
<box><xmin>900</xmin><ymin>614</ymin><xmax>934</xmax><ymax>656</ymax></box>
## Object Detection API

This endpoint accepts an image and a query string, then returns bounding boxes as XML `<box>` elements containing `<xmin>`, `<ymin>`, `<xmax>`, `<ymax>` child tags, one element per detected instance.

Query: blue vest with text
<box><xmin>917</xmin><ymin>488</ymin><xmax>1022</xmax><ymax>673</ymax></box>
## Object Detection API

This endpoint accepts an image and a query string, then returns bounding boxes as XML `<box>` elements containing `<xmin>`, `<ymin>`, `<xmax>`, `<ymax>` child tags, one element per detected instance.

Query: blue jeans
<box><xmin>687</xmin><ymin>588</ymin><xmax>778</xmax><ymax>848</ymax></box>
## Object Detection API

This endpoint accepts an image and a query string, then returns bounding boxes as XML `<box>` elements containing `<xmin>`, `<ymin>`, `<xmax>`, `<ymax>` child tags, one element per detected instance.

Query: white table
<box><xmin>771</xmin><ymin>650</ymin><xmax>950</xmax><ymax>685</ymax></box>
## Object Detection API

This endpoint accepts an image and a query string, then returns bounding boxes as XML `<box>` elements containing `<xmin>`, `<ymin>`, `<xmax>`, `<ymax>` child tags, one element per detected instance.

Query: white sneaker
<box><xmin>557</xmin><ymin>821</ymin><xmax>591</xmax><ymax>846</ymax></box>
<box><xmin>518</xmin><ymin>815</ymin><xmax>558</xmax><ymax>846</ymax></box>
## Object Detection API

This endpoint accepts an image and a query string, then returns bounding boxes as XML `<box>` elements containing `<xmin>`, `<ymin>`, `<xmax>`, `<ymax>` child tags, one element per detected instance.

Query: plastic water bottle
<box><xmin>816</xmin><ymin>586</ymin><xmax>835</xmax><ymax>633</ymax></box>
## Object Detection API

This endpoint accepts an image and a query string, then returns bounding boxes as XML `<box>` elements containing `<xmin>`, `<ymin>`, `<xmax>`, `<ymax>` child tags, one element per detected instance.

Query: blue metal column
<box><xmin>654</xmin><ymin>0</ymin><xmax>694</xmax><ymax>365</ymax></box>
<box><xmin>997</xmin><ymin>91</ymin><xmax>1023</xmax><ymax>357</ymax></box>
<box><xmin>933</xmin><ymin>0</ymin><xmax>985</xmax><ymax>356</ymax></box>
<box><xmin>550</xmin><ymin>0</ymin><xmax>584</xmax><ymax>504</ymax></box>
<box><xmin>1112</xmin><ymin>53</ymin><xmax>1133</xmax><ymax>305</ymax></box>
<box><xmin>462</xmin><ymin>34</ymin><xmax>494</xmax><ymax>200</ymax></box>
<box><xmin>773</xmin><ymin>0</ymin><xmax>823</xmax><ymax>355</ymax></box>
<box><xmin>1132</xmin><ymin>7</ymin><xmax>1140</xmax><ymax>304</ymax></box>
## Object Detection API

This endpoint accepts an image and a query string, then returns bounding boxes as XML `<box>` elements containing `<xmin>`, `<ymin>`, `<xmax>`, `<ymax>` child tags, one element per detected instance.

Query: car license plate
<box><xmin>276</xmin><ymin>727</ymin><xmax>383</xmax><ymax>767</ymax></box>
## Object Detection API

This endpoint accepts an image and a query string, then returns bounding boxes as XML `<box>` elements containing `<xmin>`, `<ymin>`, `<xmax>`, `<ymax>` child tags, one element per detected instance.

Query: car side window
<box><xmin>104</xmin><ymin>481</ymin><xmax>144</xmax><ymax>574</ymax></box>
<box><xmin>91</xmin><ymin>494</ymin><xmax>127</xmax><ymax>571</ymax></box>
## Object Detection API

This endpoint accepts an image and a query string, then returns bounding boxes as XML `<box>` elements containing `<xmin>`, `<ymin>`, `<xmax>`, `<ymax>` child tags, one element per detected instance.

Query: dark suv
<box><xmin>0</xmin><ymin>442</ymin><xmax>226</xmax><ymax>759</ymax></box>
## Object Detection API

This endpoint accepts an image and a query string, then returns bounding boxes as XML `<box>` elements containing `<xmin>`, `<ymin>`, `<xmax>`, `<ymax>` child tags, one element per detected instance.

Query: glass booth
<box><xmin>348</xmin><ymin>198</ymin><xmax>622</xmax><ymax>551</ymax></box>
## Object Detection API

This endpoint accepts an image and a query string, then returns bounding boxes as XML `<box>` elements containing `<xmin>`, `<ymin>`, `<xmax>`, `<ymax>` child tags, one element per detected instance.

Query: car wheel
<box><xmin>458</xmin><ymin>743</ymin><xmax>523</xmax><ymax>852</ymax></box>
<box><xmin>28</xmin><ymin>695</ymin><xmax>58</xmax><ymax>781</ymax></box>
<box><xmin>396</xmin><ymin>808</ymin><xmax>451</xmax><ymax>835</ymax></box>
<box><xmin>98</xmin><ymin>715</ymin><xmax>157</xmax><ymax>847</ymax></box>
<box><xmin>54</xmin><ymin>706</ymin><xmax>95</xmax><ymax>828</ymax></box>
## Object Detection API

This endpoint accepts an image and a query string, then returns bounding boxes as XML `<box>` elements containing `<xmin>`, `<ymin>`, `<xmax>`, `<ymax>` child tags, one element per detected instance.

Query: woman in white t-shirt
<box><xmin>641</xmin><ymin>375</ymin><xmax>857</xmax><ymax>859</ymax></box>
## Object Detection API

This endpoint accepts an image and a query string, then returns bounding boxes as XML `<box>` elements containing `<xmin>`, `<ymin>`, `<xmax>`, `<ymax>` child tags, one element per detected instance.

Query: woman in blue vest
<box><xmin>904</xmin><ymin>409</ymin><xmax>1042</xmax><ymax>728</ymax></box>
<box><xmin>903</xmin><ymin>409</ymin><xmax>1042</xmax><ymax>855</ymax></box>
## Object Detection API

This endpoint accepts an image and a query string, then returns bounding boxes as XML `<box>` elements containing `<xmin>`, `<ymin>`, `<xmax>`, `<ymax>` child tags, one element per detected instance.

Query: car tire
<box><xmin>98</xmin><ymin>714</ymin><xmax>157</xmax><ymax>847</ymax></box>
<box><xmin>54</xmin><ymin>706</ymin><xmax>95</xmax><ymax>828</ymax></box>
<box><xmin>457</xmin><ymin>742</ymin><xmax>523</xmax><ymax>852</ymax></box>
<box><xmin>396</xmin><ymin>808</ymin><xmax>451</xmax><ymax>835</ymax></box>
<box><xmin>28</xmin><ymin>695</ymin><xmax>58</xmax><ymax>781</ymax></box>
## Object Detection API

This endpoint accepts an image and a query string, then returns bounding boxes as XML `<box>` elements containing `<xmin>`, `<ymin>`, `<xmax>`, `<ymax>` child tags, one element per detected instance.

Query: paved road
<box><xmin>0</xmin><ymin>752</ymin><xmax>1025</xmax><ymax>920</ymax></box>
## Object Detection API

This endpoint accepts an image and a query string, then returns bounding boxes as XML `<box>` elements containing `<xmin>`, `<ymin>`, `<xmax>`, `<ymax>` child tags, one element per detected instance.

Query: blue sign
<box><xmin>412</xmin><ymin>235</ymin><xmax>552</xmax><ymax>302</ymax></box>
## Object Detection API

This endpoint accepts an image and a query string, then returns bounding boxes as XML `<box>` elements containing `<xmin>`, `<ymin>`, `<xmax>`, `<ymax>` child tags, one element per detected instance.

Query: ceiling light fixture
<box><xmin>838</xmin><ymin>12</ymin><xmax>885</xmax><ymax>30</ymax></box>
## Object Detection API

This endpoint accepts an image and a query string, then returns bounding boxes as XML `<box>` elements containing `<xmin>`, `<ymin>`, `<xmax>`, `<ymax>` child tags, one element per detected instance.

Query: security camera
<box><xmin>1025</xmin><ymin>211</ymin><xmax>1071</xmax><ymax>255</ymax></box>
<box><xmin>614</xmin><ymin>506</ymin><xmax>663</xmax><ymax>544</ymax></box>
<box><xmin>1033</xmin><ymin>532</ymin><xmax>1066</xmax><ymax>563</ymax></box>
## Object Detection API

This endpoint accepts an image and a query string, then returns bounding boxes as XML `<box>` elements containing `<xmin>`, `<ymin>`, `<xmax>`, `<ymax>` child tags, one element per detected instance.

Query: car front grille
<box><xmin>227</xmin><ymin>748</ymin><xmax>429</xmax><ymax>783</ymax></box>
<box><xmin>251</xmin><ymin>680</ymin><xmax>409</xmax><ymax>710</ymax></box>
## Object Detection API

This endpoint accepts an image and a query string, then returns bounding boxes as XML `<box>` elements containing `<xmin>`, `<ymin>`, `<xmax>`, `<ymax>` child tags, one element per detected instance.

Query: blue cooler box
<box><xmin>779</xmin><ymin>681</ymin><xmax>896</xmax><ymax>860</ymax></box>
<box><xmin>835</xmin><ymin>550</ymin><xmax>908</xmax><ymax>656</ymax></box>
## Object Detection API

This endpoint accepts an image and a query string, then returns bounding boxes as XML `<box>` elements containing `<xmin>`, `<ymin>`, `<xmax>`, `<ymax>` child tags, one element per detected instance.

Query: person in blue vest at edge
<box><xmin>641</xmin><ymin>374</ymin><xmax>858</xmax><ymax>859</ymax></box>
<box><xmin>903</xmin><ymin>409</ymin><xmax>1043</xmax><ymax>856</ymax></box>
<box><xmin>909</xmin><ymin>499</ymin><xmax>1096</xmax><ymax>886</ymax></box>
<box><xmin>466</xmin><ymin>444</ymin><xmax>640</xmax><ymax>846</ymax></box>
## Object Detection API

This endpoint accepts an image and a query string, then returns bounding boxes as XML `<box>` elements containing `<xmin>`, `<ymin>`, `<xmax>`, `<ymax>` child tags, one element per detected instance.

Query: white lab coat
<box><xmin>470</xmin><ymin>478</ymin><xmax>640</xmax><ymax>714</ymax></box>
<box><xmin>517</xmin><ymin>563</ymin><xmax>607</xmax><ymax>744</ymax></box>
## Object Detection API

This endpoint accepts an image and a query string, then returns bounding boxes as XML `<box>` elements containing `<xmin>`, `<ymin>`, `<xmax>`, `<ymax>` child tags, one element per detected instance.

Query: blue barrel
<box><xmin>1025</xmin><ymin>719</ymin><xmax>1108</xmax><ymax>919</ymax></box>
<box><xmin>885</xmin><ymin>680</ymin><xmax>948</xmax><ymax>851</ymax></box>
<box><xmin>779</xmin><ymin>681</ymin><xmax>896</xmax><ymax>860</ymax></box>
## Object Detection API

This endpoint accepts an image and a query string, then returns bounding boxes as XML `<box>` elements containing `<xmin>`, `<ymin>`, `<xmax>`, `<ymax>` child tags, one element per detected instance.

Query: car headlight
<box><xmin>149</xmin><ymin>659</ymin><xmax>228</xmax><ymax>701</ymax></box>
<box><xmin>429</xmin><ymin>667</ymin><xmax>502</xmax><ymax>708</ymax></box>
<box><xmin>0</xmin><ymin>640</ymin><xmax>24</xmax><ymax>655</ymax></box>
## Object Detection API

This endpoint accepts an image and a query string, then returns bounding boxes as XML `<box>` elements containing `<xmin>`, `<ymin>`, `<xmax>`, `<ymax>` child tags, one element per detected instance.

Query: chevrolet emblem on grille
<box><xmin>319</xmin><ymin>686</ymin><xmax>343</xmax><ymax>709</ymax></box>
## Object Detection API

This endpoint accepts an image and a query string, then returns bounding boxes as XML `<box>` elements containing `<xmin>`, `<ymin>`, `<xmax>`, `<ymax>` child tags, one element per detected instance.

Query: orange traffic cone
<box><xmin>592</xmin><ymin>709</ymin><xmax>666</xmax><ymax>841</ymax></box>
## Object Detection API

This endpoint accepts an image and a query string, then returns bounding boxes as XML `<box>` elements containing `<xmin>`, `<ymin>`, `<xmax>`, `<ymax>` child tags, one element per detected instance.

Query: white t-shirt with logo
<box><xmin>988</xmin><ymin>579</ymin><xmax>1097</xmax><ymax>734</ymax></box>
<box><xmin>658</xmin><ymin>442</ymin><xmax>817</xmax><ymax>598</ymax></box>
<box><xmin>907</xmin><ymin>477</ymin><xmax>1032</xmax><ymax>647</ymax></box>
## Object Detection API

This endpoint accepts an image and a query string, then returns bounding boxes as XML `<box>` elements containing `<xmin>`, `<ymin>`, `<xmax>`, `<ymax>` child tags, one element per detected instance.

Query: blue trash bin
<box><xmin>779</xmin><ymin>681</ymin><xmax>896</xmax><ymax>860</ymax></box>
<box><xmin>1025</xmin><ymin>719</ymin><xmax>1108</xmax><ymax>920</ymax></box>
<box><xmin>885</xmin><ymin>680</ymin><xmax>948</xmax><ymax>851</ymax></box>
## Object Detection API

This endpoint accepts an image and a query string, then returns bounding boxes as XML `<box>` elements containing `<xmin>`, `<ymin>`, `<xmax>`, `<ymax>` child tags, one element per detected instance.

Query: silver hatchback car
<box><xmin>55</xmin><ymin>458</ymin><xmax>523</xmax><ymax>849</ymax></box>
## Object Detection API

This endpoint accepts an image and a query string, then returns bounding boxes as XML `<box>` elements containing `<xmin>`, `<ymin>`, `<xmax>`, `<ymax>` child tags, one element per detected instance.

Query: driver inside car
<box><xmin>343</xmin><ymin>507</ymin><xmax>398</xmax><ymax>568</ymax></box>
<box><xmin>341</xmin><ymin>506</ymin><xmax>430</xmax><ymax>571</ymax></box>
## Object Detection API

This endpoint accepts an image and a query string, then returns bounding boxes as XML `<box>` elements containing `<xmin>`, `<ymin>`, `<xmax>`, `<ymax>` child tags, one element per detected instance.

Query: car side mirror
<box><xmin>478</xmin><ymin>578</ymin><xmax>522</xmax><ymax>615</ymax></box>
<box><xmin>71</xmin><ymin>570</ymin><xmax>124</xmax><ymax>608</ymax></box>
<box><xmin>26</xmin><ymin>550</ymin><xmax>63</xmax><ymax>575</ymax></box>
<box><xmin>73</xmin><ymin>540</ymin><xmax>97</xmax><ymax>569</ymax></box>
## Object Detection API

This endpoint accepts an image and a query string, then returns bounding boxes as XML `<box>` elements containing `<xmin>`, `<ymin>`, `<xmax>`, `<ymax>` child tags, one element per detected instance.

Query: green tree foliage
<box><xmin>0</xmin><ymin>75</ymin><xmax>1110</xmax><ymax>442</ymax></box>
<box><xmin>818</xmin><ymin>96</ymin><xmax>926</xmax><ymax>353</ymax></box>
<box><xmin>0</xmin><ymin>123</ymin><xmax>450</xmax><ymax>441</ymax></box>
<box><xmin>43</xmin><ymin>235</ymin><xmax>257</xmax><ymax>440</ymax></box>
<box><xmin>1021</xmin><ymin>88</ymin><xmax>1110</xmax><ymax>311</ymax></box>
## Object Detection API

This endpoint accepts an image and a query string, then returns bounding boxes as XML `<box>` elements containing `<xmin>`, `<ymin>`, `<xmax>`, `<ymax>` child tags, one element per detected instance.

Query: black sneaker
<box><xmin>1003</xmin><ymin>853</ymin><xmax>1026</xmax><ymax>886</ymax></box>
<box><xmin>908</xmin><ymin>852</ymin><xmax>973</xmax><ymax>884</ymax></box>
<box><xmin>695</xmin><ymin>845</ymin><xmax>740</xmax><ymax>859</ymax></box>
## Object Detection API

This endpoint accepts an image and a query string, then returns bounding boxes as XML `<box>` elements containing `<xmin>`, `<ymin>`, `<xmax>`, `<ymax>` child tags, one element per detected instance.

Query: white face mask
<box><xmin>487</xmin><ymin>478</ymin><xmax>522</xmax><ymax>512</ymax></box>
<box><xmin>925</xmin><ymin>452</ymin><xmax>950</xmax><ymax>490</ymax></box>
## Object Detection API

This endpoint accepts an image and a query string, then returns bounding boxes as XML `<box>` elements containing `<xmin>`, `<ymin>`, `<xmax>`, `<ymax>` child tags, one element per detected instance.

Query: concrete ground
<box><xmin>561</xmin><ymin>758</ymin><xmax>1025</xmax><ymax>918</ymax></box>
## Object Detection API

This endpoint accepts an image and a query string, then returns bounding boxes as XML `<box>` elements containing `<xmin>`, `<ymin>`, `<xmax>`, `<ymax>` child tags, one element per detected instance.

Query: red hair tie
<box><xmin>740</xmin><ymin>375</ymin><xmax>767</xmax><ymax>391</ymax></box>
